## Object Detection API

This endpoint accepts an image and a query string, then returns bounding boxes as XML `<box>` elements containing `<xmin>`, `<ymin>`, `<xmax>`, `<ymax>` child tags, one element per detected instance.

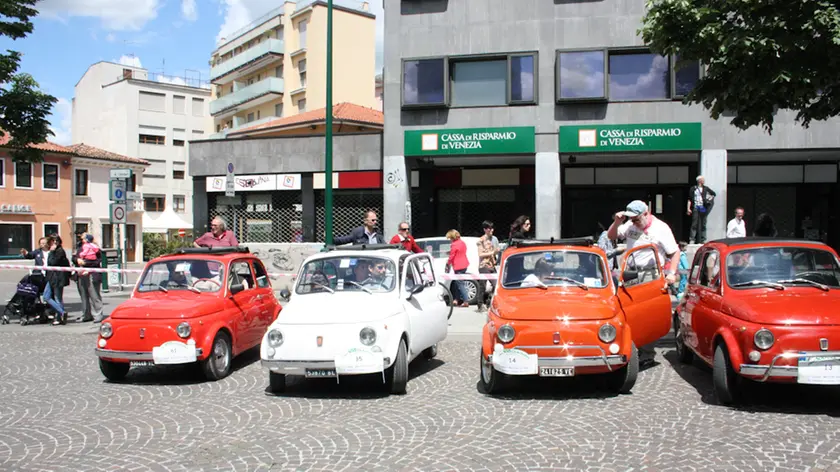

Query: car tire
<box><xmin>479</xmin><ymin>349</ymin><xmax>505</xmax><ymax>394</ymax></box>
<box><xmin>438</xmin><ymin>282</ymin><xmax>454</xmax><ymax>320</ymax></box>
<box><xmin>713</xmin><ymin>343</ymin><xmax>742</xmax><ymax>405</ymax></box>
<box><xmin>201</xmin><ymin>331</ymin><xmax>232</xmax><ymax>381</ymax></box>
<box><xmin>464</xmin><ymin>280</ymin><xmax>478</xmax><ymax>304</ymax></box>
<box><xmin>99</xmin><ymin>359</ymin><xmax>130</xmax><ymax>382</ymax></box>
<box><xmin>674</xmin><ymin>313</ymin><xmax>694</xmax><ymax>364</ymax></box>
<box><xmin>385</xmin><ymin>339</ymin><xmax>408</xmax><ymax>395</ymax></box>
<box><xmin>609</xmin><ymin>343</ymin><xmax>639</xmax><ymax>394</ymax></box>
<box><xmin>422</xmin><ymin>344</ymin><xmax>438</xmax><ymax>360</ymax></box>
<box><xmin>268</xmin><ymin>372</ymin><xmax>286</xmax><ymax>394</ymax></box>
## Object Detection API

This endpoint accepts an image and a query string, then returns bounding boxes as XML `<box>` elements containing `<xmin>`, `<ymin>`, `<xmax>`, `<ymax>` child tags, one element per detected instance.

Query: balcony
<box><xmin>211</xmin><ymin>39</ymin><xmax>284</xmax><ymax>83</ymax></box>
<box><xmin>210</xmin><ymin>77</ymin><xmax>285</xmax><ymax>116</ymax></box>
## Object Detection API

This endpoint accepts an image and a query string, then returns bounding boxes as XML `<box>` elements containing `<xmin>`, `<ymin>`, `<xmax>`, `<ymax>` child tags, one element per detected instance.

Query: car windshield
<box><xmin>295</xmin><ymin>256</ymin><xmax>397</xmax><ymax>294</ymax></box>
<box><xmin>420</xmin><ymin>240</ymin><xmax>451</xmax><ymax>259</ymax></box>
<box><xmin>137</xmin><ymin>259</ymin><xmax>225</xmax><ymax>293</ymax></box>
<box><xmin>726</xmin><ymin>246</ymin><xmax>840</xmax><ymax>289</ymax></box>
<box><xmin>501</xmin><ymin>250</ymin><xmax>608</xmax><ymax>289</ymax></box>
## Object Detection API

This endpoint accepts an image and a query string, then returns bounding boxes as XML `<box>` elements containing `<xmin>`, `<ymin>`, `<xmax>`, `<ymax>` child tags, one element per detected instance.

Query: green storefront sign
<box><xmin>558</xmin><ymin>123</ymin><xmax>702</xmax><ymax>153</ymax></box>
<box><xmin>404</xmin><ymin>126</ymin><xmax>535</xmax><ymax>156</ymax></box>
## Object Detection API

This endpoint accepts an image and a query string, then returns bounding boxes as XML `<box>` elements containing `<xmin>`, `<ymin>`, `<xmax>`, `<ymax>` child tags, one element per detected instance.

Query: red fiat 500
<box><xmin>675</xmin><ymin>238</ymin><xmax>840</xmax><ymax>404</ymax></box>
<box><xmin>95</xmin><ymin>247</ymin><xmax>281</xmax><ymax>382</ymax></box>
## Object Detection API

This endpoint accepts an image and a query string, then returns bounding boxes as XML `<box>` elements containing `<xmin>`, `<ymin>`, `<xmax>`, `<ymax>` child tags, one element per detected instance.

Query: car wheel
<box><xmin>464</xmin><ymin>280</ymin><xmax>478</xmax><ymax>304</ymax></box>
<box><xmin>268</xmin><ymin>372</ymin><xmax>286</xmax><ymax>394</ymax></box>
<box><xmin>99</xmin><ymin>359</ymin><xmax>130</xmax><ymax>382</ymax></box>
<box><xmin>385</xmin><ymin>339</ymin><xmax>409</xmax><ymax>395</ymax></box>
<box><xmin>438</xmin><ymin>282</ymin><xmax>454</xmax><ymax>320</ymax></box>
<box><xmin>479</xmin><ymin>349</ymin><xmax>505</xmax><ymax>394</ymax></box>
<box><xmin>713</xmin><ymin>343</ymin><xmax>742</xmax><ymax>405</ymax></box>
<box><xmin>201</xmin><ymin>331</ymin><xmax>232</xmax><ymax>381</ymax></box>
<box><xmin>609</xmin><ymin>343</ymin><xmax>639</xmax><ymax>394</ymax></box>
<box><xmin>423</xmin><ymin>344</ymin><xmax>438</xmax><ymax>360</ymax></box>
<box><xmin>674</xmin><ymin>313</ymin><xmax>694</xmax><ymax>364</ymax></box>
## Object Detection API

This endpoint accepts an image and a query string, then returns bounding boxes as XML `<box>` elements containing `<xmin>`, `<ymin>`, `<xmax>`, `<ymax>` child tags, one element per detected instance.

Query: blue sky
<box><xmin>0</xmin><ymin>0</ymin><xmax>383</xmax><ymax>145</ymax></box>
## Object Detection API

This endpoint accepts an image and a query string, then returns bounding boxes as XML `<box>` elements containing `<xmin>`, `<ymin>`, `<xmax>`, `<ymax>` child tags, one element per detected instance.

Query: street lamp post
<box><xmin>324</xmin><ymin>0</ymin><xmax>334</xmax><ymax>244</ymax></box>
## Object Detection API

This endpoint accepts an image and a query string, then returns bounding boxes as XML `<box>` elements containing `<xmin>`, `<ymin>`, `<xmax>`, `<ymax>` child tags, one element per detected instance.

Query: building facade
<box><xmin>382</xmin><ymin>0</ymin><xmax>840</xmax><ymax>247</ymax></box>
<box><xmin>208</xmin><ymin>0</ymin><xmax>376</xmax><ymax>138</ymax></box>
<box><xmin>72</xmin><ymin>61</ymin><xmax>211</xmax><ymax>236</ymax></box>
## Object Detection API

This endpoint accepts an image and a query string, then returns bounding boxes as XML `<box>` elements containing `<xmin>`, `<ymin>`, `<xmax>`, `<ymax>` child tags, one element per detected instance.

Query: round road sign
<box><xmin>113</xmin><ymin>206</ymin><xmax>125</xmax><ymax>221</ymax></box>
<box><xmin>178</xmin><ymin>228</ymin><xmax>186</xmax><ymax>237</ymax></box>
<box><xmin>114</xmin><ymin>189</ymin><xmax>124</xmax><ymax>199</ymax></box>
<box><xmin>227</xmin><ymin>163</ymin><xmax>234</xmax><ymax>173</ymax></box>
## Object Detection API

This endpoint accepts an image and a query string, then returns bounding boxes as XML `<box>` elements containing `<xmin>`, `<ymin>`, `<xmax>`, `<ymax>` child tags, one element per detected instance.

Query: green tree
<box><xmin>639</xmin><ymin>0</ymin><xmax>840</xmax><ymax>133</ymax></box>
<box><xmin>0</xmin><ymin>0</ymin><xmax>57</xmax><ymax>162</ymax></box>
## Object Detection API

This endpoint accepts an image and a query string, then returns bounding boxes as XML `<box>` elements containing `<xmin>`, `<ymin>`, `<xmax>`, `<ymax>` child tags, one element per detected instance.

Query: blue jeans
<box><xmin>43</xmin><ymin>283</ymin><xmax>65</xmax><ymax>317</ymax></box>
<box><xmin>453</xmin><ymin>268</ymin><xmax>469</xmax><ymax>302</ymax></box>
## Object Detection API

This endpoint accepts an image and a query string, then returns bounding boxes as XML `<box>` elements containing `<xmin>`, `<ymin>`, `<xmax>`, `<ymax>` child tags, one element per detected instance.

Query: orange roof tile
<box><xmin>229</xmin><ymin>102</ymin><xmax>383</xmax><ymax>136</ymax></box>
<box><xmin>66</xmin><ymin>144</ymin><xmax>150</xmax><ymax>166</ymax></box>
<box><xmin>0</xmin><ymin>133</ymin><xmax>74</xmax><ymax>154</ymax></box>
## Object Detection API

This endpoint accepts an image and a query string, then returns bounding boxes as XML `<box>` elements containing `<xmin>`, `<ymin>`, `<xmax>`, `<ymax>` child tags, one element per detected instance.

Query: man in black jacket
<box><xmin>334</xmin><ymin>210</ymin><xmax>383</xmax><ymax>245</ymax></box>
<box><xmin>687</xmin><ymin>175</ymin><xmax>717</xmax><ymax>244</ymax></box>
<box><xmin>20</xmin><ymin>237</ymin><xmax>50</xmax><ymax>291</ymax></box>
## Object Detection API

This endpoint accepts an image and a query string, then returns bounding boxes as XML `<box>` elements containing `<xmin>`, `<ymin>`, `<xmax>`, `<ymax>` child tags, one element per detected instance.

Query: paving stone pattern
<box><xmin>1</xmin><ymin>332</ymin><xmax>840</xmax><ymax>471</ymax></box>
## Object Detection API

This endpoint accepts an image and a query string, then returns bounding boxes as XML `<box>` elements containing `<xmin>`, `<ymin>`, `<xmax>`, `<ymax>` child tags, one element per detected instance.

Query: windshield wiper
<box><xmin>300</xmin><ymin>282</ymin><xmax>335</xmax><ymax>293</ymax></box>
<box><xmin>155</xmin><ymin>284</ymin><xmax>168</xmax><ymax>293</ymax></box>
<box><xmin>776</xmin><ymin>278</ymin><xmax>830</xmax><ymax>292</ymax></box>
<box><xmin>507</xmin><ymin>279</ymin><xmax>547</xmax><ymax>289</ymax></box>
<box><xmin>345</xmin><ymin>281</ymin><xmax>372</xmax><ymax>294</ymax></box>
<box><xmin>544</xmin><ymin>276</ymin><xmax>589</xmax><ymax>290</ymax></box>
<box><xmin>731</xmin><ymin>280</ymin><xmax>785</xmax><ymax>290</ymax></box>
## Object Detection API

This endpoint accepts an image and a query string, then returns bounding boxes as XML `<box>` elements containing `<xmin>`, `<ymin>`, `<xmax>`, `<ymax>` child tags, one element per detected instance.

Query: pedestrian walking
<box><xmin>389</xmin><ymin>221</ymin><xmax>423</xmax><ymax>253</ymax></box>
<box><xmin>445</xmin><ymin>229</ymin><xmax>470</xmax><ymax>308</ymax></box>
<box><xmin>334</xmin><ymin>210</ymin><xmax>383</xmax><ymax>245</ymax></box>
<box><xmin>726</xmin><ymin>207</ymin><xmax>747</xmax><ymax>238</ymax></box>
<box><xmin>475</xmin><ymin>220</ymin><xmax>500</xmax><ymax>312</ymax></box>
<box><xmin>687</xmin><ymin>175</ymin><xmax>717</xmax><ymax>244</ymax></box>
<box><xmin>194</xmin><ymin>216</ymin><xmax>239</xmax><ymax>248</ymax></box>
<box><xmin>509</xmin><ymin>215</ymin><xmax>532</xmax><ymax>242</ymax></box>
<box><xmin>20</xmin><ymin>237</ymin><xmax>49</xmax><ymax>292</ymax></box>
<box><xmin>43</xmin><ymin>235</ymin><xmax>70</xmax><ymax>325</ymax></box>
<box><xmin>74</xmin><ymin>233</ymin><xmax>104</xmax><ymax>323</ymax></box>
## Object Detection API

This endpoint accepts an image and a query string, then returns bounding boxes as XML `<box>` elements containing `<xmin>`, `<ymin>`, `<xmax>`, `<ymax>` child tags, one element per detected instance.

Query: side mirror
<box><xmin>406</xmin><ymin>283</ymin><xmax>424</xmax><ymax>300</ymax></box>
<box><xmin>229</xmin><ymin>283</ymin><xmax>245</xmax><ymax>295</ymax></box>
<box><xmin>621</xmin><ymin>270</ymin><xmax>639</xmax><ymax>283</ymax></box>
<box><xmin>279</xmin><ymin>288</ymin><xmax>291</xmax><ymax>301</ymax></box>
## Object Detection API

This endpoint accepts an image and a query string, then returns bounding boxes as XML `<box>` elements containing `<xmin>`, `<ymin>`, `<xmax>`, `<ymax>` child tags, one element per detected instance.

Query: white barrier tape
<box><xmin>0</xmin><ymin>264</ymin><xmax>144</xmax><ymax>274</ymax></box>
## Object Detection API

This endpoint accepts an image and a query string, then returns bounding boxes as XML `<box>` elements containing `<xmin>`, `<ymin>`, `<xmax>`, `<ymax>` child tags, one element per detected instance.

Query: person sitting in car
<box><xmin>190</xmin><ymin>262</ymin><xmax>223</xmax><ymax>292</ymax></box>
<box><xmin>361</xmin><ymin>260</ymin><xmax>390</xmax><ymax>289</ymax></box>
<box><xmin>521</xmin><ymin>258</ymin><xmax>553</xmax><ymax>287</ymax></box>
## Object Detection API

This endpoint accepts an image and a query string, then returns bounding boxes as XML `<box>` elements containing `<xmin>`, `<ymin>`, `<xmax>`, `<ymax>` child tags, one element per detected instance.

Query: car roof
<box><xmin>706</xmin><ymin>237</ymin><xmax>831</xmax><ymax>248</ymax></box>
<box><xmin>307</xmin><ymin>248</ymin><xmax>407</xmax><ymax>261</ymax></box>
<box><xmin>153</xmin><ymin>246</ymin><xmax>256</xmax><ymax>263</ymax></box>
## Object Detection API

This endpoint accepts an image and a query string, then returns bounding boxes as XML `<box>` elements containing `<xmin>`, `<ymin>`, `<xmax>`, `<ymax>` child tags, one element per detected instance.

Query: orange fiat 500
<box><xmin>95</xmin><ymin>247</ymin><xmax>281</xmax><ymax>382</ymax></box>
<box><xmin>675</xmin><ymin>238</ymin><xmax>840</xmax><ymax>404</ymax></box>
<box><xmin>480</xmin><ymin>237</ymin><xmax>673</xmax><ymax>394</ymax></box>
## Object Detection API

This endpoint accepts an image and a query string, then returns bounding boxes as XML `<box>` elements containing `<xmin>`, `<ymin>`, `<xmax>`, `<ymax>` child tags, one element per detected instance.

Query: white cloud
<box><xmin>156</xmin><ymin>75</ymin><xmax>187</xmax><ymax>86</ymax></box>
<box><xmin>181</xmin><ymin>0</ymin><xmax>197</xmax><ymax>21</ymax></box>
<box><xmin>609</xmin><ymin>55</ymin><xmax>670</xmax><ymax>100</ymax></box>
<box><xmin>117</xmin><ymin>54</ymin><xmax>143</xmax><ymax>68</ymax></box>
<box><xmin>49</xmin><ymin>98</ymin><xmax>72</xmax><ymax>146</ymax></box>
<box><xmin>106</xmin><ymin>32</ymin><xmax>116</xmax><ymax>42</ymax></box>
<box><xmin>37</xmin><ymin>0</ymin><xmax>161</xmax><ymax>31</ymax></box>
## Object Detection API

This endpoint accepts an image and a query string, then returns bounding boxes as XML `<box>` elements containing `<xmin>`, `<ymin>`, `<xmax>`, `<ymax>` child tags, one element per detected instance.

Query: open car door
<box><xmin>616</xmin><ymin>244</ymin><xmax>672</xmax><ymax>348</ymax></box>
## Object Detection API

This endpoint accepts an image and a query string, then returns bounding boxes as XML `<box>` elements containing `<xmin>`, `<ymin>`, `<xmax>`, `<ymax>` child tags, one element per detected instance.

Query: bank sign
<box><xmin>404</xmin><ymin>127</ymin><xmax>535</xmax><ymax>156</ymax></box>
<box><xmin>559</xmin><ymin>123</ymin><xmax>702</xmax><ymax>153</ymax></box>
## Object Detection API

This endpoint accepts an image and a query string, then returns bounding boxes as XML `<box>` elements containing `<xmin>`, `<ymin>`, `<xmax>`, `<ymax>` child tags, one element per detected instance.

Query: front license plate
<box><xmin>305</xmin><ymin>368</ymin><xmax>337</xmax><ymax>378</ymax></box>
<box><xmin>798</xmin><ymin>355</ymin><xmax>840</xmax><ymax>385</ymax></box>
<box><xmin>539</xmin><ymin>367</ymin><xmax>574</xmax><ymax>377</ymax></box>
<box><xmin>130</xmin><ymin>360</ymin><xmax>155</xmax><ymax>367</ymax></box>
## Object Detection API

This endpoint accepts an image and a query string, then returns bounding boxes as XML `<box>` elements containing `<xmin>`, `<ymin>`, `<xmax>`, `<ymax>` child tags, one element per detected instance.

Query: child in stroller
<box><xmin>2</xmin><ymin>272</ymin><xmax>49</xmax><ymax>325</ymax></box>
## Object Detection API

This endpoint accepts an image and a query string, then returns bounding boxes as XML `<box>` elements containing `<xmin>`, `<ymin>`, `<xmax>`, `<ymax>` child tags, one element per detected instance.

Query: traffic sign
<box><xmin>110</xmin><ymin>203</ymin><xmax>127</xmax><ymax>224</ymax></box>
<box><xmin>225</xmin><ymin>162</ymin><xmax>235</xmax><ymax>197</ymax></box>
<box><xmin>110</xmin><ymin>168</ymin><xmax>133</xmax><ymax>179</ymax></box>
<box><xmin>109</xmin><ymin>180</ymin><xmax>127</xmax><ymax>202</ymax></box>
<box><xmin>126</xmin><ymin>191</ymin><xmax>140</xmax><ymax>201</ymax></box>
<box><xmin>178</xmin><ymin>228</ymin><xmax>186</xmax><ymax>237</ymax></box>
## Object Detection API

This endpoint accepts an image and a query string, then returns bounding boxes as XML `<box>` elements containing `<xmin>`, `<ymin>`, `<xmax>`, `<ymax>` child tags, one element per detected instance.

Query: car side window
<box><xmin>252</xmin><ymin>260</ymin><xmax>270</xmax><ymax>288</ymax></box>
<box><xmin>689</xmin><ymin>251</ymin><xmax>704</xmax><ymax>284</ymax></box>
<box><xmin>698</xmin><ymin>250</ymin><xmax>720</xmax><ymax>288</ymax></box>
<box><xmin>623</xmin><ymin>247</ymin><xmax>660</xmax><ymax>287</ymax></box>
<box><xmin>230</xmin><ymin>261</ymin><xmax>255</xmax><ymax>291</ymax></box>
<box><xmin>417</xmin><ymin>256</ymin><xmax>435</xmax><ymax>285</ymax></box>
<box><xmin>404</xmin><ymin>259</ymin><xmax>418</xmax><ymax>291</ymax></box>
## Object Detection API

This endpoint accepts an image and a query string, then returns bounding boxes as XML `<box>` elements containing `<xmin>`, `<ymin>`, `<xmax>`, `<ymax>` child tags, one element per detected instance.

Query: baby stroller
<box><xmin>2</xmin><ymin>272</ymin><xmax>49</xmax><ymax>325</ymax></box>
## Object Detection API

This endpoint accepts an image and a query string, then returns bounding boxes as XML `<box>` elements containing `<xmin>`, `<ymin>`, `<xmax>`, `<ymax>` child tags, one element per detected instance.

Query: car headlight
<box><xmin>360</xmin><ymin>327</ymin><xmax>376</xmax><ymax>346</ymax></box>
<box><xmin>176</xmin><ymin>322</ymin><xmax>191</xmax><ymax>339</ymax></box>
<box><xmin>754</xmin><ymin>328</ymin><xmax>774</xmax><ymax>350</ymax></box>
<box><xmin>598</xmin><ymin>323</ymin><xmax>617</xmax><ymax>343</ymax></box>
<box><xmin>99</xmin><ymin>322</ymin><xmax>113</xmax><ymax>339</ymax></box>
<box><xmin>267</xmin><ymin>329</ymin><xmax>284</xmax><ymax>347</ymax></box>
<box><xmin>497</xmin><ymin>324</ymin><xmax>515</xmax><ymax>343</ymax></box>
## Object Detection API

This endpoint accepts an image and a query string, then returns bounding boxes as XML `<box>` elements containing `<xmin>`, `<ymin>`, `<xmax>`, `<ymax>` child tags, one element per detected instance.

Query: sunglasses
<box><xmin>373</xmin><ymin>265</ymin><xmax>386</xmax><ymax>270</ymax></box>
<box><xmin>399</xmin><ymin>227</ymin><xmax>409</xmax><ymax>231</ymax></box>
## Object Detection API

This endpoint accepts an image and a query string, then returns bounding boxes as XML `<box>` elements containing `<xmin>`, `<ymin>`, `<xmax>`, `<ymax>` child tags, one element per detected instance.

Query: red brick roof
<box><xmin>0</xmin><ymin>133</ymin><xmax>74</xmax><ymax>154</ymax></box>
<box><xmin>66</xmin><ymin>144</ymin><xmax>150</xmax><ymax>166</ymax></box>
<box><xmin>229</xmin><ymin>102</ymin><xmax>383</xmax><ymax>136</ymax></box>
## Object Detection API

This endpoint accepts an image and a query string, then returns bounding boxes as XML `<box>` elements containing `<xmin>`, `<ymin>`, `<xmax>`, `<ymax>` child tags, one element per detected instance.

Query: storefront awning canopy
<box><xmin>143</xmin><ymin>208</ymin><xmax>193</xmax><ymax>233</ymax></box>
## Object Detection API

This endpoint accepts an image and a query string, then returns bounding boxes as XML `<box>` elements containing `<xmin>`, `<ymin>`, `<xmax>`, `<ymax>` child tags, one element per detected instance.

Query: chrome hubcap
<box><xmin>213</xmin><ymin>338</ymin><xmax>230</xmax><ymax>373</ymax></box>
<box><xmin>481</xmin><ymin>355</ymin><xmax>492</xmax><ymax>384</ymax></box>
<box><xmin>467</xmin><ymin>282</ymin><xmax>477</xmax><ymax>299</ymax></box>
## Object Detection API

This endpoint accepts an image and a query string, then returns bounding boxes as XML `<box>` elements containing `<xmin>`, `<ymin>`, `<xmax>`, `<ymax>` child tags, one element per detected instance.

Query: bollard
<box><xmin>101</xmin><ymin>252</ymin><xmax>109</xmax><ymax>293</ymax></box>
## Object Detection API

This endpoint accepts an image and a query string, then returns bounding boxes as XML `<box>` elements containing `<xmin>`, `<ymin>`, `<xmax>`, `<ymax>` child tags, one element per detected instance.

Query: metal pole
<box><xmin>324</xmin><ymin>0</ymin><xmax>334</xmax><ymax>245</ymax></box>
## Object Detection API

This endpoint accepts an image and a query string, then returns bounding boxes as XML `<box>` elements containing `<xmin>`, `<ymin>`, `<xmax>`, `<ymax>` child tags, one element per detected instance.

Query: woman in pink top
<box><xmin>446</xmin><ymin>229</ymin><xmax>470</xmax><ymax>307</ymax></box>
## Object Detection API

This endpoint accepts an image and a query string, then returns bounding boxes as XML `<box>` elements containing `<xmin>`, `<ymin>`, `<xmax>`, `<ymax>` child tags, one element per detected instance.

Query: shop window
<box><xmin>608</xmin><ymin>50</ymin><xmax>669</xmax><ymax>101</ymax></box>
<box><xmin>246</xmin><ymin>194</ymin><xmax>272</xmax><ymax>213</ymax></box>
<box><xmin>144</xmin><ymin>195</ymin><xmax>165</xmax><ymax>212</ymax></box>
<box><xmin>14</xmin><ymin>161</ymin><xmax>32</xmax><ymax>188</ymax></box>
<box><xmin>402</xmin><ymin>58</ymin><xmax>446</xmax><ymax>107</ymax></box>
<box><xmin>42</xmin><ymin>163</ymin><xmax>59</xmax><ymax>190</ymax></box>
<box><xmin>672</xmin><ymin>55</ymin><xmax>702</xmax><ymax>98</ymax></box>
<box><xmin>75</xmin><ymin>223</ymin><xmax>89</xmax><ymax>236</ymax></box>
<box><xmin>556</xmin><ymin>49</ymin><xmax>606</xmax><ymax>101</ymax></box>
<box><xmin>0</xmin><ymin>223</ymin><xmax>32</xmax><ymax>255</ymax></box>
<box><xmin>174</xmin><ymin>195</ymin><xmax>186</xmax><ymax>212</ymax></box>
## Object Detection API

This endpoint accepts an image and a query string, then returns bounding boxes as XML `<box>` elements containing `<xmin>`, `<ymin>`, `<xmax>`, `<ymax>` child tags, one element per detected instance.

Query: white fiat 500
<box><xmin>261</xmin><ymin>245</ymin><xmax>449</xmax><ymax>395</ymax></box>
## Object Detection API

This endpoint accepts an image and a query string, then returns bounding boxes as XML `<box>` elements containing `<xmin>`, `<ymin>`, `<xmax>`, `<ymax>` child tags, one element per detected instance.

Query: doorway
<box><xmin>125</xmin><ymin>224</ymin><xmax>136</xmax><ymax>262</ymax></box>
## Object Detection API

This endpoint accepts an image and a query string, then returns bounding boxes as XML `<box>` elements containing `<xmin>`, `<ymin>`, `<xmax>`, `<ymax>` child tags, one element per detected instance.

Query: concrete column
<box><xmin>383</xmin><ymin>155</ymin><xmax>410</xmax><ymax>237</ymax></box>
<box><xmin>192</xmin><ymin>178</ymin><xmax>209</xmax><ymax>235</ymax></box>
<box><xmin>535</xmin><ymin>152</ymin><xmax>561</xmax><ymax>239</ymax></box>
<box><xmin>301</xmin><ymin>173</ymin><xmax>315</xmax><ymax>242</ymax></box>
<box><xmin>700</xmin><ymin>149</ymin><xmax>728</xmax><ymax>241</ymax></box>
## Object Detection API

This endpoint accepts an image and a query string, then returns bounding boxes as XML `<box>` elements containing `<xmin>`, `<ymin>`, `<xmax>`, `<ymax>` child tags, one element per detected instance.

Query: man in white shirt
<box><xmin>726</xmin><ymin>207</ymin><xmax>747</xmax><ymax>238</ymax></box>
<box><xmin>606</xmin><ymin>200</ymin><xmax>680</xmax><ymax>285</ymax></box>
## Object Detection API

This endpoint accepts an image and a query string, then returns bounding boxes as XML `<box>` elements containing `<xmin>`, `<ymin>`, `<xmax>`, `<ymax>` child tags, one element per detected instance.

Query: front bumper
<box><xmin>261</xmin><ymin>357</ymin><xmax>391</xmax><ymax>375</ymax></box>
<box><xmin>94</xmin><ymin>348</ymin><xmax>203</xmax><ymax>362</ymax></box>
<box><xmin>739</xmin><ymin>350</ymin><xmax>840</xmax><ymax>382</ymax></box>
<box><xmin>488</xmin><ymin>344</ymin><xmax>626</xmax><ymax>375</ymax></box>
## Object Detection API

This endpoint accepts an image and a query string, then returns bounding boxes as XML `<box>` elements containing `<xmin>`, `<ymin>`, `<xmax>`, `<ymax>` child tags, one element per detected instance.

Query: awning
<box><xmin>143</xmin><ymin>208</ymin><xmax>193</xmax><ymax>232</ymax></box>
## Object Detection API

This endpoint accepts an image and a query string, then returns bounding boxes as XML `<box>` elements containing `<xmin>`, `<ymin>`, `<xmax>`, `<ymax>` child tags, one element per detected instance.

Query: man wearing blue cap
<box><xmin>606</xmin><ymin>200</ymin><xmax>680</xmax><ymax>286</ymax></box>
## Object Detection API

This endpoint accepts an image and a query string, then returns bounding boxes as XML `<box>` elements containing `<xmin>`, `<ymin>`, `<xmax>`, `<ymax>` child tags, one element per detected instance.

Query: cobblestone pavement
<box><xmin>2</xmin><ymin>331</ymin><xmax>840</xmax><ymax>472</ymax></box>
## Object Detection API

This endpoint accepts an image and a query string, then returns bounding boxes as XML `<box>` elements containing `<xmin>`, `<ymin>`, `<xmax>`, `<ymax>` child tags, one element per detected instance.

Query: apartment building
<box><xmin>72</xmin><ymin>61</ymin><xmax>212</xmax><ymax>237</ymax></box>
<box><xmin>209</xmin><ymin>0</ymin><xmax>376</xmax><ymax>138</ymax></box>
